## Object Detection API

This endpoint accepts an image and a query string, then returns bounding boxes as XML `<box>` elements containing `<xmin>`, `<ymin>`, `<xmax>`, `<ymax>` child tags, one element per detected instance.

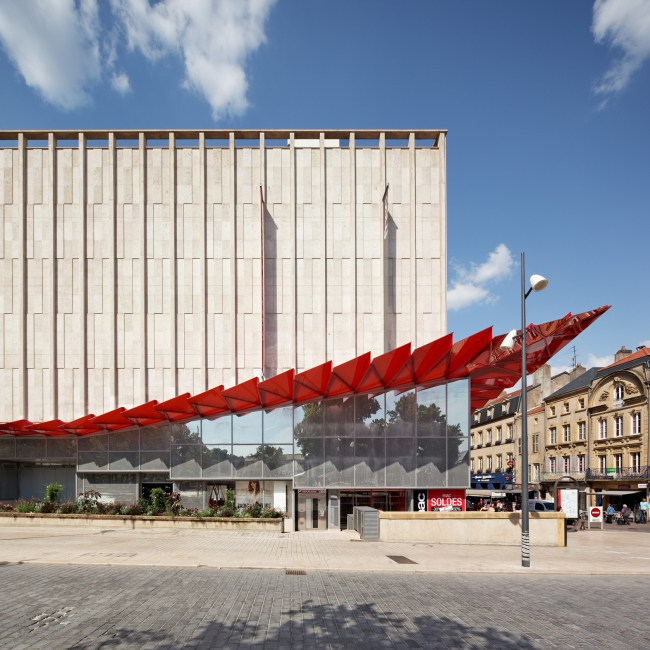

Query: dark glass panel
<box><xmin>324</xmin><ymin>437</ymin><xmax>354</xmax><ymax>486</ymax></box>
<box><xmin>416</xmin><ymin>438</ymin><xmax>446</xmax><ymax>487</ymax></box>
<box><xmin>447</xmin><ymin>379</ymin><xmax>469</xmax><ymax>437</ymax></box>
<box><xmin>109</xmin><ymin>451</ymin><xmax>139</xmax><ymax>471</ymax></box>
<box><xmin>416</xmin><ymin>385</ymin><xmax>446</xmax><ymax>437</ymax></box>
<box><xmin>354</xmin><ymin>394</ymin><xmax>385</xmax><ymax>436</ymax></box>
<box><xmin>293</xmin><ymin>403</ymin><xmax>323</xmax><ymax>440</ymax></box>
<box><xmin>78</xmin><ymin>452</ymin><xmax>109</xmax><ymax>471</ymax></box>
<box><xmin>232</xmin><ymin>444</ymin><xmax>264</xmax><ymax>478</ymax></box>
<box><xmin>141</xmin><ymin>425</ymin><xmax>171</xmax><ymax>450</ymax></box>
<box><xmin>109</xmin><ymin>429</ymin><xmax>139</xmax><ymax>451</ymax></box>
<box><xmin>171</xmin><ymin>445</ymin><xmax>201</xmax><ymax>477</ymax></box>
<box><xmin>385</xmin><ymin>438</ymin><xmax>415</xmax><ymax>487</ymax></box>
<box><xmin>323</xmin><ymin>399</ymin><xmax>354</xmax><ymax>437</ymax></box>
<box><xmin>171</xmin><ymin>421</ymin><xmax>201</xmax><ymax>445</ymax></box>
<box><xmin>140</xmin><ymin>451</ymin><xmax>170</xmax><ymax>471</ymax></box>
<box><xmin>386</xmin><ymin>390</ymin><xmax>416</xmax><ymax>437</ymax></box>
<box><xmin>293</xmin><ymin>437</ymin><xmax>324</xmax><ymax>487</ymax></box>
<box><xmin>202</xmin><ymin>445</ymin><xmax>233</xmax><ymax>478</ymax></box>
<box><xmin>353</xmin><ymin>437</ymin><xmax>386</xmax><ymax>488</ymax></box>
<box><xmin>46</xmin><ymin>438</ymin><xmax>77</xmax><ymax>458</ymax></box>
<box><xmin>78</xmin><ymin>434</ymin><xmax>108</xmax><ymax>452</ymax></box>
<box><xmin>447</xmin><ymin>437</ymin><xmax>470</xmax><ymax>487</ymax></box>
<box><xmin>261</xmin><ymin>444</ymin><xmax>294</xmax><ymax>478</ymax></box>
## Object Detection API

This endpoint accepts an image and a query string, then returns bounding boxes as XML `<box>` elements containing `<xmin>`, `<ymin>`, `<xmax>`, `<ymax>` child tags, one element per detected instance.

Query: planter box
<box><xmin>379</xmin><ymin>511</ymin><xmax>566</xmax><ymax>547</ymax></box>
<box><xmin>0</xmin><ymin>512</ymin><xmax>283</xmax><ymax>532</ymax></box>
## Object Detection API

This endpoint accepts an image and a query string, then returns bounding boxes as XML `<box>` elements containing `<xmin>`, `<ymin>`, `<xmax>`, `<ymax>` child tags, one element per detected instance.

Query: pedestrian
<box><xmin>621</xmin><ymin>503</ymin><xmax>632</xmax><ymax>525</ymax></box>
<box><xmin>639</xmin><ymin>497</ymin><xmax>649</xmax><ymax>525</ymax></box>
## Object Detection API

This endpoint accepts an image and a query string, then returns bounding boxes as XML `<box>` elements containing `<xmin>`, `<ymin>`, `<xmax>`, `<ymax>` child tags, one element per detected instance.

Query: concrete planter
<box><xmin>378</xmin><ymin>511</ymin><xmax>566</xmax><ymax>547</ymax></box>
<box><xmin>0</xmin><ymin>512</ymin><xmax>283</xmax><ymax>532</ymax></box>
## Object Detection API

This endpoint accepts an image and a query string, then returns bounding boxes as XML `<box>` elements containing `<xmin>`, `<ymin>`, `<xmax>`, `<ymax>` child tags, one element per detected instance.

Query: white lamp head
<box><xmin>529</xmin><ymin>274</ymin><xmax>548</xmax><ymax>292</ymax></box>
<box><xmin>500</xmin><ymin>329</ymin><xmax>518</xmax><ymax>352</ymax></box>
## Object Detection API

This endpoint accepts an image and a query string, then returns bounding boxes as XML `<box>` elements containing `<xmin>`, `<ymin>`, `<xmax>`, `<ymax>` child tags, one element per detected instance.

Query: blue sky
<box><xmin>0</xmin><ymin>0</ymin><xmax>648</xmax><ymax>374</ymax></box>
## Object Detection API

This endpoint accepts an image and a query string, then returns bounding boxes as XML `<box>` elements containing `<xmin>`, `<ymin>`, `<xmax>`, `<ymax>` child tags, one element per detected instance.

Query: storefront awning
<box><xmin>593</xmin><ymin>490</ymin><xmax>645</xmax><ymax>496</ymax></box>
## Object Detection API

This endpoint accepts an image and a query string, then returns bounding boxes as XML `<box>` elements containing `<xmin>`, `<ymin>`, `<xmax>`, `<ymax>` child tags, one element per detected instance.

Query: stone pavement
<box><xmin>1</xmin><ymin>524</ymin><xmax>650</xmax><ymax>574</ymax></box>
<box><xmin>0</xmin><ymin>564</ymin><xmax>648</xmax><ymax>649</ymax></box>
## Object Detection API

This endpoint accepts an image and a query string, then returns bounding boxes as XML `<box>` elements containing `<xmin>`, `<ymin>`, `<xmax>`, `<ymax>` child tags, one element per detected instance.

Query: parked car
<box><xmin>528</xmin><ymin>499</ymin><xmax>555</xmax><ymax>512</ymax></box>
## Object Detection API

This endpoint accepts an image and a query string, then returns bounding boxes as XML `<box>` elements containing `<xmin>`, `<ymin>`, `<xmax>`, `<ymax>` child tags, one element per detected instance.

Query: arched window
<box><xmin>615</xmin><ymin>384</ymin><xmax>624</xmax><ymax>402</ymax></box>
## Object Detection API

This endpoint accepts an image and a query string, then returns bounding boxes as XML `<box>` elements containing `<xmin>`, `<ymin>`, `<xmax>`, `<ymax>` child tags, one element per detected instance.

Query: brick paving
<box><xmin>0</xmin><ymin>564</ymin><xmax>647</xmax><ymax>649</ymax></box>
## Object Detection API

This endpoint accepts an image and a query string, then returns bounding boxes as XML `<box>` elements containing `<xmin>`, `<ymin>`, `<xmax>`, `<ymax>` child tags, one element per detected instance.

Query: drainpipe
<box><xmin>586</xmin><ymin>384</ymin><xmax>592</xmax><ymax>508</ymax></box>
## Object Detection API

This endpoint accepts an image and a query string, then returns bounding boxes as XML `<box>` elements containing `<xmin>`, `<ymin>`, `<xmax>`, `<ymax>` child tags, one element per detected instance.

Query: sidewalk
<box><xmin>2</xmin><ymin>524</ymin><xmax>650</xmax><ymax>574</ymax></box>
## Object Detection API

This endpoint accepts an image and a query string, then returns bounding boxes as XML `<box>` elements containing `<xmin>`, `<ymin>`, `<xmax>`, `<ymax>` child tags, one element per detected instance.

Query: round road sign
<box><xmin>591</xmin><ymin>507</ymin><xmax>601</xmax><ymax>518</ymax></box>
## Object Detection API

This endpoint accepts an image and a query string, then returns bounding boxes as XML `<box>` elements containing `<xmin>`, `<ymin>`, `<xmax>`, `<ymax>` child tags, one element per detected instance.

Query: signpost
<box><xmin>588</xmin><ymin>506</ymin><xmax>603</xmax><ymax>530</ymax></box>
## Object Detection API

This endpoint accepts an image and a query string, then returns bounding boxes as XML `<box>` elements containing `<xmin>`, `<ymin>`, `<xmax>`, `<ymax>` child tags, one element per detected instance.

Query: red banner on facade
<box><xmin>428</xmin><ymin>489</ymin><xmax>466</xmax><ymax>512</ymax></box>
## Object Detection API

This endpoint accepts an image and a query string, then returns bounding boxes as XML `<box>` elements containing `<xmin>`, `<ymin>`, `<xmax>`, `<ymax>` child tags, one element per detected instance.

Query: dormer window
<box><xmin>550</xmin><ymin>406</ymin><xmax>556</xmax><ymax>416</ymax></box>
<box><xmin>615</xmin><ymin>385</ymin><xmax>624</xmax><ymax>402</ymax></box>
<box><xmin>563</xmin><ymin>402</ymin><xmax>569</xmax><ymax>413</ymax></box>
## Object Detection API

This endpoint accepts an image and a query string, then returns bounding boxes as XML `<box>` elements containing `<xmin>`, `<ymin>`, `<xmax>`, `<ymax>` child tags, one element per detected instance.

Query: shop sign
<box><xmin>606</xmin><ymin>468</ymin><xmax>616</xmax><ymax>475</ymax></box>
<box><xmin>558</xmin><ymin>488</ymin><xmax>578</xmax><ymax>518</ymax></box>
<box><xmin>298</xmin><ymin>489</ymin><xmax>326</xmax><ymax>495</ymax></box>
<box><xmin>428</xmin><ymin>489</ymin><xmax>466</xmax><ymax>512</ymax></box>
<box><xmin>617</xmin><ymin>485</ymin><xmax>630</xmax><ymax>489</ymax></box>
<box><xmin>414</xmin><ymin>489</ymin><xmax>428</xmax><ymax>511</ymax></box>
<box><xmin>638</xmin><ymin>484</ymin><xmax>648</xmax><ymax>489</ymax></box>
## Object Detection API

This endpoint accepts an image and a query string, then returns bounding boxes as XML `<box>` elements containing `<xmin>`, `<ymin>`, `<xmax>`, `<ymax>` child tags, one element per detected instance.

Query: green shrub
<box><xmin>106</xmin><ymin>502</ymin><xmax>126</xmax><ymax>515</ymax></box>
<box><xmin>15</xmin><ymin>499</ymin><xmax>38</xmax><ymax>513</ymax></box>
<box><xmin>149</xmin><ymin>488</ymin><xmax>168</xmax><ymax>514</ymax></box>
<box><xmin>76</xmin><ymin>490</ymin><xmax>102</xmax><ymax>514</ymax></box>
<box><xmin>224</xmin><ymin>489</ymin><xmax>235</xmax><ymax>509</ymax></box>
<box><xmin>196</xmin><ymin>509</ymin><xmax>213</xmax><ymax>518</ymax></box>
<box><xmin>45</xmin><ymin>483</ymin><xmax>63</xmax><ymax>503</ymax></box>
<box><xmin>57</xmin><ymin>500</ymin><xmax>77</xmax><ymax>514</ymax></box>
<box><xmin>217</xmin><ymin>506</ymin><xmax>234</xmax><ymax>518</ymax></box>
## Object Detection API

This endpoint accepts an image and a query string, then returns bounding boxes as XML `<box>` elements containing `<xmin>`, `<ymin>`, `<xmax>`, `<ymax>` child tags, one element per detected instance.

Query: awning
<box><xmin>466</xmin><ymin>489</ymin><xmax>497</xmax><ymax>497</ymax></box>
<box><xmin>591</xmin><ymin>490</ymin><xmax>645</xmax><ymax>496</ymax></box>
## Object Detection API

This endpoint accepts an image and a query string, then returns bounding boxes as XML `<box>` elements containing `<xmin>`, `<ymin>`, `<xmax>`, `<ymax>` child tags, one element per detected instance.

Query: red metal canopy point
<box><xmin>188</xmin><ymin>385</ymin><xmax>229</xmax><ymax>418</ymax></box>
<box><xmin>122</xmin><ymin>401</ymin><xmax>165</xmax><ymax>427</ymax></box>
<box><xmin>0</xmin><ymin>306</ymin><xmax>609</xmax><ymax>435</ymax></box>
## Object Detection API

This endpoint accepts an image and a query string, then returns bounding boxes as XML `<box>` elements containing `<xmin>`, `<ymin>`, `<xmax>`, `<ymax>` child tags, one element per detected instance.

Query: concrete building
<box><xmin>0</xmin><ymin>129</ymin><xmax>447</xmax><ymax>423</ymax></box>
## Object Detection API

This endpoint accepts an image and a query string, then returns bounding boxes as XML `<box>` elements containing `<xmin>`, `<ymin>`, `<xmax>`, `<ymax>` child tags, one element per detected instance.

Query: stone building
<box><xmin>0</xmin><ymin>129</ymin><xmax>447</xmax><ymax>423</ymax></box>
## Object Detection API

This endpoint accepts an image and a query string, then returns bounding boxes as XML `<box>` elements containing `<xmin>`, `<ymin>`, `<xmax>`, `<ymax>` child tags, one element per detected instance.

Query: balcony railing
<box><xmin>586</xmin><ymin>466</ymin><xmax>649</xmax><ymax>480</ymax></box>
<box><xmin>540</xmin><ymin>471</ymin><xmax>586</xmax><ymax>482</ymax></box>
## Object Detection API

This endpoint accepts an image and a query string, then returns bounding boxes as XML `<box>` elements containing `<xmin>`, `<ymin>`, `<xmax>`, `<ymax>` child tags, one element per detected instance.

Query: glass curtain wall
<box><xmin>0</xmin><ymin>379</ymin><xmax>470</xmax><ymax>487</ymax></box>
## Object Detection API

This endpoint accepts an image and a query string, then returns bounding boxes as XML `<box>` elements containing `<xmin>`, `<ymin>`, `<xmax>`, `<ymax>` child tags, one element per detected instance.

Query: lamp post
<box><xmin>501</xmin><ymin>253</ymin><xmax>547</xmax><ymax>567</ymax></box>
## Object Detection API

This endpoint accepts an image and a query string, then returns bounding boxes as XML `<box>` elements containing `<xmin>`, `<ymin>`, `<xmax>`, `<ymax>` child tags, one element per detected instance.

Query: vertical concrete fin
<box><xmin>48</xmin><ymin>133</ymin><xmax>58</xmax><ymax>419</ymax></box>
<box><xmin>438</xmin><ymin>132</ymin><xmax>447</xmax><ymax>334</ymax></box>
<box><xmin>349</xmin><ymin>133</ymin><xmax>357</xmax><ymax>357</ymax></box>
<box><xmin>409</xmin><ymin>132</ymin><xmax>417</xmax><ymax>347</ymax></box>
<box><xmin>289</xmin><ymin>133</ymin><xmax>297</xmax><ymax>371</ymax></box>
<box><xmin>108</xmin><ymin>133</ymin><xmax>118</xmax><ymax>409</ymax></box>
<box><xmin>199</xmin><ymin>132</ymin><xmax>207</xmax><ymax>391</ymax></box>
<box><xmin>139</xmin><ymin>132</ymin><xmax>147</xmax><ymax>402</ymax></box>
<box><xmin>259</xmin><ymin>132</ymin><xmax>266</xmax><ymax>378</ymax></box>
<box><xmin>18</xmin><ymin>133</ymin><xmax>27</xmax><ymax>419</ymax></box>
<box><xmin>169</xmin><ymin>132</ymin><xmax>178</xmax><ymax>397</ymax></box>
<box><xmin>229</xmin><ymin>132</ymin><xmax>237</xmax><ymax>385</ymax></box>
<box><xmin>79</xmin><ymin>133</ymin><xmax>88</xmax><ymax>415</ymax></box>
<box><xmin>379</xmin><ymin>132</ymin><xmax>387</xmax><ymax>353</ymax></box>
<box><xmin>320</xmin><ymin>132</ymin><xmax>327</xmax><ymax>363</ymax></box>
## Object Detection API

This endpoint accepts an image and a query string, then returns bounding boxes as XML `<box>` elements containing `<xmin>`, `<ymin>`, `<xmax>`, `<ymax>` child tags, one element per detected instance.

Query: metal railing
<box><xmin>540</xmin><ymin>472</ymin><xmax>586</xmax><ymax>482</ymax></box>
<box><xmin>585</xmin><ymin>466</ymin><xmax>649</xmax><ymax>480</ymax></box>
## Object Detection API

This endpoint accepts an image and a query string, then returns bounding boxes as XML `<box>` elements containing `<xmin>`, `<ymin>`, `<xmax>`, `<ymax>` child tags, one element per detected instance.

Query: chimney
<box><xmin>615</xmin><ymin>346</ymin><xmax>632</xmax><ymax>362</ymax></box>
<box><xmin>569</xmin><ymin>363</ymin><xmax>586</xmax><ymax>381</ymax></box>
<box><xmin>533</xmin><ymin>364</ymin><xmax>551</xmax><ymax>399</ymax></box>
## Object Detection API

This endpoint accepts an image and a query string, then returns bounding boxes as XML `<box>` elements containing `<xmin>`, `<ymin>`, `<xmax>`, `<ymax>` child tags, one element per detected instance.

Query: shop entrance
<box><xmin>297</xmin><ymin>489</ymin><xmax>326</xmax><ymax>530</ymax></box>
<box><xmin>339</xmin><ymin>490</ymin><xmax>408</xmax><ymax>529</ymax></box>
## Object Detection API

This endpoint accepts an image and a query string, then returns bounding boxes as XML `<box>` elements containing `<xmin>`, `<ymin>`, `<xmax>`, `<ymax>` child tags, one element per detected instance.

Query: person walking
<box><xmin>640</xmin><ymin>497</ymin><xmax>649</xmax><ymax>525</ymax></box>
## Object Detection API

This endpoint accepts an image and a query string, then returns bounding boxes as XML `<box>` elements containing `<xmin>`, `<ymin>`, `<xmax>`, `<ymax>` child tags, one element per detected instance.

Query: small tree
<box><xmin>45</xmin><ymin>483</ymin><xmax>63</xmax><ymax>503</ymax></box>
<box><xmin>149</xmin><ymin>487</ymin><xmax>168</xmax><ymax>514</ymax></box>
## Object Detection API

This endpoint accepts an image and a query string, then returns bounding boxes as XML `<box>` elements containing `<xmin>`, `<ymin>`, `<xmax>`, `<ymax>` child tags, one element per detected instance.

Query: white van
<box><xmin>528</xmin><ymin>499</ymin><xmax>555</xmax><ymax>512</ymax></box>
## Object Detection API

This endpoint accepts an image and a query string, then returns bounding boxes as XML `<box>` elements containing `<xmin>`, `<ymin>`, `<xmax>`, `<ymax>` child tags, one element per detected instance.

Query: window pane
<box><xmin>416</xmin><ymin>438</ymin><xmax>446</xmax><ymax>487</ymax></box>
<box><xmin>232</xmin><ymin>444</ymin><xmax>264</xmax><ymax>478</ymax></box>
<box><xmin>386</xmin><ymin>438</ymin><xmax>415</xmax><ymax>487</ymax></box>
<box><xmin>324</xmin><ymin>437</ymin><xmax>354</xmax><ymax>486</ymax></box>
<box><xmin>109</xmin><ymin>430</ymin><xmax>139</xmax><ymax>451</ymax></box>
<box><xmin>16</xmin><ymin>439</ymin><xmax>47</xmax><ymax>458</ymax></box>
<box><xmin>416</xmin><ymin>385</ymin><xmax>446</xmax><ymax>437</ymax></box>
<box><xmin>202</xmin><ymin>416</ymin><xmax>232</xmax><ymax>444</ymax></box>
<box><xmin>202</xmin><ymin>445</ymin><xmax>233</xmax><ymax>478</ymax></box>
<box><xmin>140</xmin><ymin>451</ymin><xmax>170</xmax><ymax>471</ymax></box>
<box><xmin>294</xmin><ymin>403</ymin><xmax>323</xmax><ymax>439</ymax></box>
<box><xmin>78</xmin><ymin>434</ymin><xmax>108</xmax><ymax>452</ymax></box>
<box><xmin>323</xmin><ymin>399</ymin><xmax>354</xmax><ymax>437</ymax></box>
<box><xmin>447</xmin><ymin>437</ymin><xmax>470</xmax><ymax>487</ymax></box>
<box><xmin>141</xmin><ymin>425</ymin><xmax>171</xmax><ymax>450</ymax></box>
<box><xmin>447</xmin><ymin>379</ymin><xmax>469</xmax><ymax>436</ymax></box>
<box><xmin>109</xmin><ymin>451</ymin><xmax>139</xmax><ymax>471</ymax></box>
<box><xmin>293</xmin><ymin>437</ymin><xmax>324</xmax><ymax>487</ymax></box>
<box><xmin>0</xmin><ymin>439</ymin><xmax>16</xmax><ymax>458</ymax></box>
<box><xmin>171</xmin><ymin>421</ymin><xmax>201</xmax><ymax>444</ymax></box>
<box><xmin>262</xmin><ymin>444</ymin><xmax>294</xmax><ymax>478</ymax></box>
<box><xmin>78</xmin><ymin>452</ymin><xmax>109</xmax><ymax>471</ymax></box>
<box><xmin>47</xmin><ymin>438</ymin><xmax>77</xmax><ymax>458</ymax></box>
<box><xmin>171</xmin><ymin>445</ymin><xmax>201</xmax><ymax>477</ymax></box>
<box><xmin>386</xmin><ymin>390</ymin><xmax>415</xmax><ymax>437</ymax></box>
<box><xmin>263</xmin><ymin>407</ymin><xmax>293</xmax><ymax>444</ymax></box>
<box><xmin>233</xmin><ymin>411</ymin><xmax>262</xmax><ymax>444</ymax></box>
<box><xmin>354</xmin><ymin>394</ymin><xmax>385</xmax><ymax>436</ymax></box>
<box><xmin>353</xmin><ymin>438</ymin><xmax>385</xmax><ymax>488</ymax></box>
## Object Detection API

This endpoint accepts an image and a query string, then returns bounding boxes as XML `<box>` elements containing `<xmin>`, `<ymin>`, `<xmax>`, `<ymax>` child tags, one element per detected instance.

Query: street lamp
<box><xmin>500</xmin><ymin>253</ymin><xmax>548</xmax><ymax>568</ymax></box>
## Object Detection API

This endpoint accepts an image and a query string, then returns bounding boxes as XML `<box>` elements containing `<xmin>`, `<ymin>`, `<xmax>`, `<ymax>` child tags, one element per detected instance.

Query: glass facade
<box><xmin>0</xmin><ymin>379</ymin><xmax>470</xmax><ymax>488</ymax></box>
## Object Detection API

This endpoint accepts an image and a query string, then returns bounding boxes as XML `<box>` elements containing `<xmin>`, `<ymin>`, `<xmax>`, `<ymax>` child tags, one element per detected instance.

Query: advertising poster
<box><xmin>428</xmin><ymin>489</ymin><xmax>466</xmax><ymax>511</ymax></box>
<box><xmin>558</xmin><ymin>488</ymin><xmax>578</xmax><ymax>518</ymax></box>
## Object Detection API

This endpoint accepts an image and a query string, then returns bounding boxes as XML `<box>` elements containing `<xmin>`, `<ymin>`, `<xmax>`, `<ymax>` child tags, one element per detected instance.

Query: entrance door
<box><xmin>297</xmin><ymin>490</ymin><xmax>327</xmax><ymax>530</ymax></box>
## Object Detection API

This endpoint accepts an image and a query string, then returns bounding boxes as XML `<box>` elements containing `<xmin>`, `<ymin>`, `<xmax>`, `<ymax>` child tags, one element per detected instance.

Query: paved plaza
<box><xmin>1</xmin><ymin>523</ymin><xmax>650</xmax><ymax>574</ymax></box>
<box><xmin>1</xmin><ymin>525</ymin><xmax>649</xmax><ymax>648</ymax></box>
<box><xmin>0</xmin><ymin>564</ymin><xmax>648</xmax><ymax>649</ymax></box>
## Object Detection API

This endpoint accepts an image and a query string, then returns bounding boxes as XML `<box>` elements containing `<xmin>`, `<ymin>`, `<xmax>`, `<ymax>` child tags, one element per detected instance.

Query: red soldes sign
<box><xmin>428</xmin><ymin>489</ymin><xmax>466</xmax><ymax>512</ymax></box>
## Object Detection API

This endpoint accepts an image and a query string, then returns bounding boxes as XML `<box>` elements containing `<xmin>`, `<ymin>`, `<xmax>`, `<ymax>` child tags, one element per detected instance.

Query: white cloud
<box><xmin>448</xmin><ymin>244</ymin><xmax>515</xmax><ymax>311</ymax></box>
<box><xmin>587</xmin><ymin>352</ymin><xmax>614</xmax><ymax>368</ymax></box>
<box><xmin>111</xmin><ymin>71</ymin><xmax>131</xmax><ymax>94</ymax></box>
<box><xmin>550</xmin><ymin>364</ymin><xmax>574</xmax><ymax>376</ymax></box>
<box><xmin>639</xmin><ymin>339</ymin><xmax>650</xmax><ymax>348</ymax></box>
<box><xmin>0</xmin><ymin>0</ymin><xmax>101</xmax><ymax>109</ymax></box>
<box><xmin>111</xmin><ymin>0</ymin><xmax>277</xmax><ymax>119</ymax></box>
<box><xmin>592</xmin><ymin>0</ymin><xmax>650</xmax><ymax>103</ymax></box>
